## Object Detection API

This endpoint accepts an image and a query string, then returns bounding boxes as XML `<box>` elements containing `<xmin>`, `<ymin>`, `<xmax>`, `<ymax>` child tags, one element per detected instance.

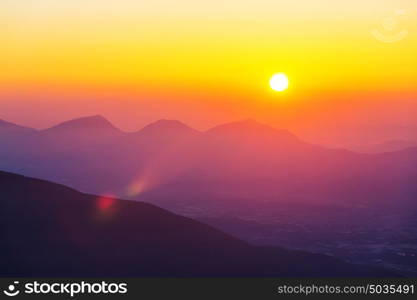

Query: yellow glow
<box><xmin>270</xmin><ymin>73</ymin><xmax>289</xmax><ymax>92</ymax></box>
<box><xmin>1</xmin><ymin>1</ymin><xmax>416</xmax><ymax>95</ymax></box>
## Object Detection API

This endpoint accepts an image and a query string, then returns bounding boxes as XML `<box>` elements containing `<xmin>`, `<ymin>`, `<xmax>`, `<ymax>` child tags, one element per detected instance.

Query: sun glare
<box><xmin>269</xmin><ymin>73</ymin><xmax>289</xmax><ymax>92</ymax></box>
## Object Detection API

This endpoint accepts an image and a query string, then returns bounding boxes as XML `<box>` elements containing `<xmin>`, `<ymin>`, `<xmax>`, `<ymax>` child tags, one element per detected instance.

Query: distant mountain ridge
<box><xmin>348</xmin><ymin>139</ymin><xmax>417</xmax><ymax>154</ymax></box>
<box><xmin>1</xmin><ymin>115</ymin><xmax>415</xmax><ymax>151</ymax></box>
<box><xmin>207</xmin><ymin>119</ymin><xmax>296</xmax><ymax>139</ymax></box>
<box><xmin>44</xmin><ymin>115</ymin><xmax>120</xmax><ymax>132</ymax></box>
<box><xmin>137</xmin><ymin>119</ymin><xmax>199</xmax><ymax>135</ymax></box>
<box><xmin>0</xmin><ymin>119</ymin><xmax>36</xmax><ymax>135</ymax></box>
<box><xmin>0</xmin><ymin>115</ymin><xmax>415</xmax><ymax>210</ymax></box>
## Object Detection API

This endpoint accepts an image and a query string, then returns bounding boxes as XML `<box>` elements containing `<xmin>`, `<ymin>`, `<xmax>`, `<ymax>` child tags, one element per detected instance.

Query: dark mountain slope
<box><xmin>0</xmin><ymin>171</ymin><xmax>394</xmax><ymax>277</ymax></box>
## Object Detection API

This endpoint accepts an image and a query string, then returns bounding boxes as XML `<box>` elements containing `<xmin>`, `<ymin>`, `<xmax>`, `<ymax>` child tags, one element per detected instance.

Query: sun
<box><xmin>269</xmin><ymin>73</ymin><xmax>289</xmax><ymax>92</ymax></box>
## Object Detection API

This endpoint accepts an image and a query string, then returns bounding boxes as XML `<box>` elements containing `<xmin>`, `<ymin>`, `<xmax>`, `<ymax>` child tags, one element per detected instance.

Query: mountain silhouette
<box><xmin>207</xmin><ymin>119</ymin><xmax>297</xmax><ymax>140</ymax></box>
<box><xmin>350</xmin><ymin>139</ymin><xmax>417</xmax><ymax>153</ymax></box>
<box><xmin>0</xmin><ymin>116</ymin><xmax>415</xmax><ymax>209</ymax></box>
<box><xmin>137</xmin><ymin>119</ymin><xmax>199</xmax><ymax>136</ymax></box>
<box><xmin>0</xmin><ymin>119</ymin><xmax>35</xmax><ymax>132</ymax></box>
<box><xmin>43</xmin><ymin>115</ymin><xmax>122</xmax><ymax>138</ymax></box>
<box><xmin>45</xmin><ymin>115</ymin><xmax>118</xmax><ymax>131</ymax></box>
<box><xmin>0</xmin><ymin>119</ymin><xmax>37</xmax><ymax>159</ymax></box>
<box><xmin>139</xmin><ymin>120</ymin><xmax>416</xmax><ymax>208</ymax></box>
<box><xmin>0</xmin><ymin>119</ymin><xmax>36</xmax><ymax>140</ymax></box>
<box><xmin>0</xmin><ymin>170</ymin><xmax>396</xmax><ymax>277</ymax></box>
<box><xmin>128</xmin><ymin>119</ymin><xmax>200</xmax><ymax>149</ymax></box>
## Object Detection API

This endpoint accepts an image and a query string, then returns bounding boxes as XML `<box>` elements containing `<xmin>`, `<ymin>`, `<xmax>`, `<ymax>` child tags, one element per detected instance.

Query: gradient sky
<box><xmin>1</xmin><ymin>0</ymin><xmax>416</xmax><ymax>145</ymax></box>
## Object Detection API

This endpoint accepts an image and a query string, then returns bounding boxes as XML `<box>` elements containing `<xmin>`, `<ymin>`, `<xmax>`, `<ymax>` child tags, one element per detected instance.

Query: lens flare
<box><xmin>96</xmin><ymin>194</ymin><xmax>116</xmax><ymax>214</ymax></box>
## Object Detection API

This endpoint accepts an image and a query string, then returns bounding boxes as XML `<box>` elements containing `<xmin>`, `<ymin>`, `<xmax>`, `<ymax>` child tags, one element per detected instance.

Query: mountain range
<box><xmin>0</xmin><ymin>115</ymin><xmax>415</xmax><ymax>211</ymax></box>
<box><xmin>1</xmin><ymin>115</ymin><xmax>416</xmax><ymax>275</ymax></box>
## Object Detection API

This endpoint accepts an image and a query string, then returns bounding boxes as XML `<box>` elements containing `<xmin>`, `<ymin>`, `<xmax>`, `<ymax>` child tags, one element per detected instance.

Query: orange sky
<box><xmin>1</xmin><ymin>0</ymin><xmax>416</xmax><ymax>145</ymax></box>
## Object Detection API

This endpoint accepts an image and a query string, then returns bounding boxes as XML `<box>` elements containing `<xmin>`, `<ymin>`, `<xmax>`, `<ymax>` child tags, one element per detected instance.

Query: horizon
<box><xmin>1</xmin><ymin>111</ymin><xmax>417</xmax><ymax>149</ymax></box>
<box><xmin>0</xmin><ymin>114</ymin><xmax>304</xmax><ymax>134</ymax></box>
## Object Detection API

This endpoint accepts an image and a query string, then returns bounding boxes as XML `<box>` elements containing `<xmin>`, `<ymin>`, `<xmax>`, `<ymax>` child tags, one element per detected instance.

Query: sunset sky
<box><xmin>1</xmin><ymin>0</ymin><xmax>416</xmax><ymax>145</ymax></box>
